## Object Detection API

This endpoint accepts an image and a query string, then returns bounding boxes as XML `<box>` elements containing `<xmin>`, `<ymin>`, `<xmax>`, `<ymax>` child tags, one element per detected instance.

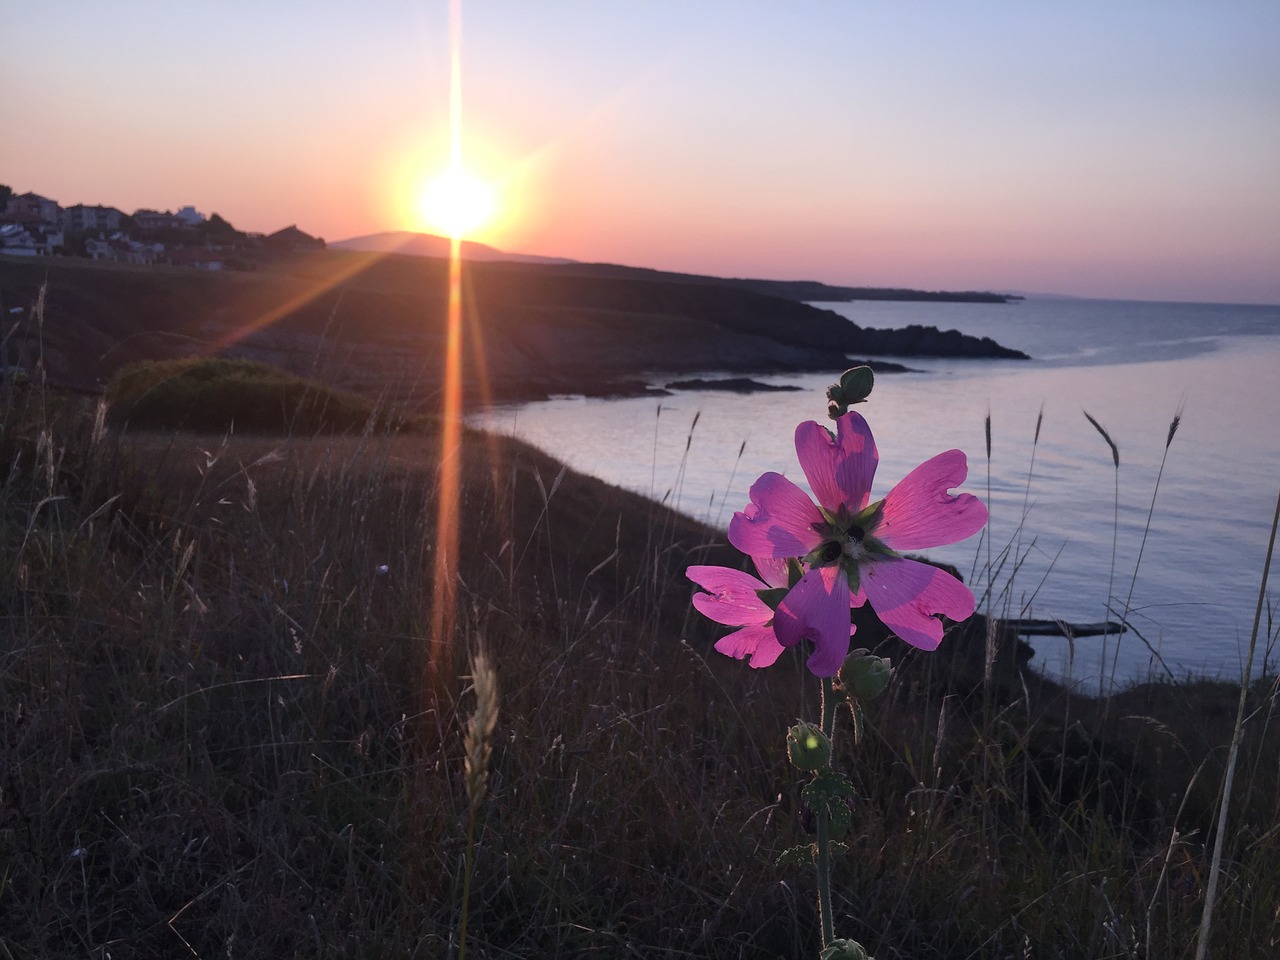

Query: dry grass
<box><xmin>1</xmin><ymin>381</ymin><xmax>1277</xmax><ymax>959</ymax></box>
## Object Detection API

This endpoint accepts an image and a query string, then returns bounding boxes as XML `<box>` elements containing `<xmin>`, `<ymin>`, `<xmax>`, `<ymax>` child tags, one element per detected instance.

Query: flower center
<box><xmin>818</xmin><ymin>540</ymin><xmax>843</xmax><ymax>564</ymax></box>
<box><xmin>843</xmin><ymin>525</ymin><xmax>866</xmax><ymax>562</ymax></box>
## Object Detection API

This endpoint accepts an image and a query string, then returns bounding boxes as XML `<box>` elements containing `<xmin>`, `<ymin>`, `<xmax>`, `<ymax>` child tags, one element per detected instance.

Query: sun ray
<box><xmin>203</xmin><ymin>250</ymin><xmax>383</xmax><ymax>357</ymax></box>
<box><xmin>428</xmin><ymin>0</ymin><xmax>466</xmax><ymax>709</ymax></box>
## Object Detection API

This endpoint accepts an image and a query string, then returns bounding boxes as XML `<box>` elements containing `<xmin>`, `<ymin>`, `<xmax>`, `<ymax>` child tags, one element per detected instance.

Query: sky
<box><xmin>4</xmin><ymin>1</ymin><xmax>1279</xmax><ymax>304</ymax></box>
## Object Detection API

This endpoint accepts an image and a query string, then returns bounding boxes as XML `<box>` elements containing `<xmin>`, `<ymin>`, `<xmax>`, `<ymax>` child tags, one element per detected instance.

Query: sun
<box><xmin>416</xmin><ymin>166</ymin><xmax>496</xmax><ymax>240</ymax></box>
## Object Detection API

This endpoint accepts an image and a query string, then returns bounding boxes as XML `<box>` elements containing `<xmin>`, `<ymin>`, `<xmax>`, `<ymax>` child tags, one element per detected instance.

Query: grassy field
<box><xmin>1</xmin><ymin>368</ymin><xmax>1277</xmax><ymax>958</ymax></box>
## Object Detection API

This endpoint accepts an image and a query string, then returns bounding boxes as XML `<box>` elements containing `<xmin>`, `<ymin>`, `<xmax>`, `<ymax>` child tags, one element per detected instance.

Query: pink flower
<box><xmin>727</xmin><ymin>411</ymin><xmax>987</xmax><ymax>675</ymax></box>
<box><xmin>686</xmin><ymin>556</ymin><xmax>793</xmax><ymax>669</ymax></box>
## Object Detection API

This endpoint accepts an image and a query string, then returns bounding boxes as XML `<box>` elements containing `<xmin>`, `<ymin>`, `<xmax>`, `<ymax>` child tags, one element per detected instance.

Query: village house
<box><xmin>0</xmin><ymin>222</ymin><xmax>64</xmax><ymax>256</ymax></box>
<box><xmin>132</xmin><ymin>209</ymin><xmax>191</xmax><ymax>232</ymax></box>
<box><xmin>175</xmin><ymin>205</ymin><xmax>206</xmax><ymax>226</ymax></box>
<box><xmin>62</xmin><ymin>204</ymin><xmax>125</xmax><ymax>233</ymax></box>
<box><xmin>85</xmin><ymin>233</ymin><xmax>160</xmax><ymax>265</ymax></box>
<box><xmin>3</xmin><ymin>192</ymin><xmax>61</xmax><ymax>225</ymax></box>
<box><xmin>0</xmin><ymin>223</ymin><xmax>39</xmax><ymax>256</ymax></box>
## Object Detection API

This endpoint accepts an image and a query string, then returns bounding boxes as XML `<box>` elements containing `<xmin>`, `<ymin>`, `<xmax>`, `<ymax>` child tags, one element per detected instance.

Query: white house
<box><xmin>86</xmin><ymin>233</ymin><xmax>160</xmax><ymax>265</ymax></box>
<box><xmin>0</xmin><ymin>223</ymin><xmax>38</xmax><ymax>255</ymax></box>
<box><xmin>63</xmin><ymin>204</ymin><xmax>125</xmax><ymax>233</ymax></box>
<box><xmin>0</xmin><ymin>222</ymin><xmax>63</xmax><ymax>256</ymax></box>
<box><xmin>175</xmin><ymin>205</ymin><xmax>206</xmax><ymax>226</ymax></box>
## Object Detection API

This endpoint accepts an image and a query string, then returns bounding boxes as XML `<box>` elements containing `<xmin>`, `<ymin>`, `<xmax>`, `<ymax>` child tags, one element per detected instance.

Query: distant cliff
<box><xmin>505</xmin><ymin>260</ymin><xmax>1019</xmax><ymax>304</ymax></box>
<box><xmin>331</xmin><ymin>232</ymin><xmax>1020</xmax><ymax>305</ymax></box>
<box><xmin>0</xmin><ymin>251</ymin><xmax>1027</xmax><ymax>410</ymax></box>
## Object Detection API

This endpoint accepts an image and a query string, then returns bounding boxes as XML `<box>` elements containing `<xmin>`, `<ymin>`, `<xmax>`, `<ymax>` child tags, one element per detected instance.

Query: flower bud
<box><xmin>839</xmin><ymin>649</ymin><xmax>892</xmax><ymax>701</ymax></box>
<box><xmin>786</xmin><ymin>721</ymin><xmax>831</xmax><ymax>771</ymax></box>
<box><xmin>820</xmin><ymin>939</ymin><xmax>872</xmax><ymax>960</ymax></box>
<box><xmin>827</xmin><ymin>366</ymin><xmax>875</xmax><ymax>418</ymax></box>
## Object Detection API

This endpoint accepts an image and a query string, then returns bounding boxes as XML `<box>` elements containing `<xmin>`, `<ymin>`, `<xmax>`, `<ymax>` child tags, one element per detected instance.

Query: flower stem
<box><xmin>458</xmin><ymin>807</ymin><xmax>477</xmax><ymax>960</ymax></box>
<box><xmin>816</xmin><ymin>807</ymin><xmax>834</xmax><ymax>949</ymax></box>
<box><xmin>816</xmin><ymin>675</ymin><xmax>837</xmax><ymax>949</ymax></box>
<box><xmin>820</xmin><ymin>674</ymin><xmax>838</xmax><ymax>739</ymax></box>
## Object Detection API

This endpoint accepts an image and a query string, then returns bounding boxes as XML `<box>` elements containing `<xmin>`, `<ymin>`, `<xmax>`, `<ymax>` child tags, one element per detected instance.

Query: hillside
<box><xmin>331</xmin><ymin>232</ymin><xmax>1020</xmax><ymax>304</ymax></box>
<box><xmin>331</xmin><ymin>230</ymin><xmax>575</xmax><ymax>265</ymax></box>
<box><xmin>0</xmin><ymin>252</ymin><xmax>1026</xmax><ymax>411</ymax></box>
<box><xmin>514</xmin><ymin>259</ymin><xmax>1020</xmax><ymax>304</ymax></box>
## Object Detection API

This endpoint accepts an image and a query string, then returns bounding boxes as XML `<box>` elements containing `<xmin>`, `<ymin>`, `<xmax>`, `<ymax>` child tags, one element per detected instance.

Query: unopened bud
<box><xmin>786</xmin><ymin>722</ymin><xmax>831</xmax><ymax>771</ymax></box>
<box><xmin>827</xmin><ymin>366</ymin><xmax>875</xmax><ymax>419</ymax></box>
<box><xmin>839</xmin><ymin>649</ymin><xmax>892</xmax><ymax>701</ymax></box>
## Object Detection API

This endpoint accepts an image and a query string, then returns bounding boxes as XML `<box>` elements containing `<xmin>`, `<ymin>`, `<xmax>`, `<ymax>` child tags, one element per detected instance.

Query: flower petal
<box><xmin>774</xmin><ymin>566</ymin><xmax>855</xmax><ymax>677</ymax></box>
<box><xmin>875</xmin><ymin>450</ymin><xmax>987</xmax><ymax>551</ymax></box>
<box><xmin>714</xmin><ymin>624</ymin><xmax>787</xmax><ymax>668</ymax></box>
<box><xmin>752</xmin><ymin>554</ymin><xmax>790</xmax><ymax>590</ymax></box>
<box><xmin>861</xmin><ymin>557</ymin><xmax>976</xmax><ymax>651</ymax></box>
<box><xmin>795</xmin><ymin>412</ymin><xmax>879</xmax><ymax>516</ymax></box>
<box><xmin>687</xmin><ymin>565</ymin><xmax>772</xmax><ymax>626</ymax></box>
<box><xmin>850</xmin><ymin>582</ymin><xmax>867</xmax><ymax>608</ymax></box>
<box><xmin>728</xmin><ymin>472</ymin><xmax>825</xmax><ymax>559</ymax></box>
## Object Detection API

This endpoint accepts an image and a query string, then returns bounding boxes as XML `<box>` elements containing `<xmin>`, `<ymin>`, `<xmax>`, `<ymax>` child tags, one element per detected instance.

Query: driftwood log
<box><xmin>1006</xmin><ymin>619</ymin><xmax>1127</xmax><ymax>638</ymax></box>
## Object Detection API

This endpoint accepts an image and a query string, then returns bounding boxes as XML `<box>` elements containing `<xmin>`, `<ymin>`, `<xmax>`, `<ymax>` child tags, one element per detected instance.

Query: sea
<box><xmin>469</xmin><ymin>297</ymin><xmax>1280</xmax><ymax>691</ymax></box>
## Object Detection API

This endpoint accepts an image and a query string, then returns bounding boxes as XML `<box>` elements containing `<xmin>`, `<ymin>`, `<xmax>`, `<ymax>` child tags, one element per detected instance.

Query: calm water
<box><xmin>470</xmin><ymin>297</ymin><xmax>1280</xmax><ymax>690</ymax></box>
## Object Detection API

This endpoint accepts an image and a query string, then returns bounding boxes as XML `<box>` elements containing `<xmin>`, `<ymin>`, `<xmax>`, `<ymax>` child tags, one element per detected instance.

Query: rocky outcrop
<box><xmin>665</xmin><ymin>377</ymin><xmax>802</xmax><ymax>394</ymax></box>
<box><xmin>853</xmin><ymin>323</ymin><xmax>1029</xmax><ymax>359</ymax></box>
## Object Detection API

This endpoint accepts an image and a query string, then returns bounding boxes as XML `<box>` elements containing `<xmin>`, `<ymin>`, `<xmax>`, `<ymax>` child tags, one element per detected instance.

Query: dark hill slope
<box><xmin>515</xmin><ymin>259</ymin><xmax>1017</xmax><ymax>304</ymax></box>
<box><xmin>0</xmin><ymin>252</ymin><xmax>1024</xmax><ymax>410</ymax></box>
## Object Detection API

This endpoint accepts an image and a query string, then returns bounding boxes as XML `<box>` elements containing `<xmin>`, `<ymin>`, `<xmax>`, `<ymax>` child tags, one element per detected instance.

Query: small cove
<box><xmin>471</xmin><ymin>297</ymin><xmax>1280</xmax><ymax>690</ymax></box>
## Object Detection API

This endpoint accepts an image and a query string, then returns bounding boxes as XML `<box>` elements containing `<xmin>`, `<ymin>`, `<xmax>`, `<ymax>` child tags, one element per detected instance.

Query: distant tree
<box><xmin>199</xmin><ymin>212</ymin><xmax>245</xmax><ymax>245</ymax></box>
<box><xmin>0</xmin><ymin>184</ymin><xmax>12</xmax><ymax>209</ymax></box>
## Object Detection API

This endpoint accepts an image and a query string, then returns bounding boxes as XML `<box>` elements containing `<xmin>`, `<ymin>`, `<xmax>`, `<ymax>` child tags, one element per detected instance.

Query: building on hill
<box><xmin>3</xmin><ymin>192</ymin><xmax>61</xmax><ymax>225</ymax></box>
<box><xmin>63</xmin><ymin>204</ymin><xmax>125</xmax><ymax>233</ymax></box>
<box><xmin>176</xmin><ymin>205</ymin><xmax>206</xmax><ymax>226</ymax></box>
<box><xmin>264</xmin><ymin>224</ymin><xmax>324</xmax><ymax>252</ymax></box>
<box><xmin>0</xmin><ymin>222</ymin><xmax>63</xmax><ymax>256</ymax></box>
<box><xmin>85</xmin><ymin>233</ymin><xmax>159</xmax><ymax>265</ymax></box>
<box><xmin>0</xmin><ymin>223</ymin><xmax>38</xmax><ymax>256</ymax></box>
<box><xmin>133</xmin><ymin>209</ymin><xmax>190</xmax><ymax>232</ymax></box>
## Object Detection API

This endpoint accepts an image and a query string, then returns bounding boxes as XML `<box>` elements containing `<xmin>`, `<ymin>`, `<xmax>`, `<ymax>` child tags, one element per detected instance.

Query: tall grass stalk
<box><xmin>1083</xmin><ymin>409</ymin><xmax>1121</xmax><ymax>699</ymax></box>
<box><xmin>712</xmin><ymin>439</ymin><xmax>748</xmax><ymax>528</ymax></box>
<box><xmin>1110</xmin><ymin>408</ymin><xmax>1182</xmax><ymax>685</ymax></box>
<box><xmin>458</xmin><ymin>644</ymin><xmax>499</xmax><ymax>960</ymax></box>
<box><xmin>1194</xmin><ymin>487</ymin><xmax>1280</xmax><ymax>960</ymax></box>
<box><xmin>1011</xmin><ymin>405</ymin><xmax>1044</xmax><ymax>581</ymax></box>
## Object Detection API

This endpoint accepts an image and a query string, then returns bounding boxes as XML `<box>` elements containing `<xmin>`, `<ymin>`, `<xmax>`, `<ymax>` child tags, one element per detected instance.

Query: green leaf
<box><xmin>775</xmin><ymin>844</ymin><xmax>817</xmax><ymax>869</ymax></box>
<box><xmin>802</xmin><ymin>770</ymin><xmax>855</xmax><ymax>803</ymax></box>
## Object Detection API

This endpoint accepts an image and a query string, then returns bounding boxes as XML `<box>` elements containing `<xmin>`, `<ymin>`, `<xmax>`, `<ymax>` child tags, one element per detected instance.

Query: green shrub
<box><xmin>104</xmin><ymin>356</ymin><xmax>412</xmax><ymax>434</ymax></box>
